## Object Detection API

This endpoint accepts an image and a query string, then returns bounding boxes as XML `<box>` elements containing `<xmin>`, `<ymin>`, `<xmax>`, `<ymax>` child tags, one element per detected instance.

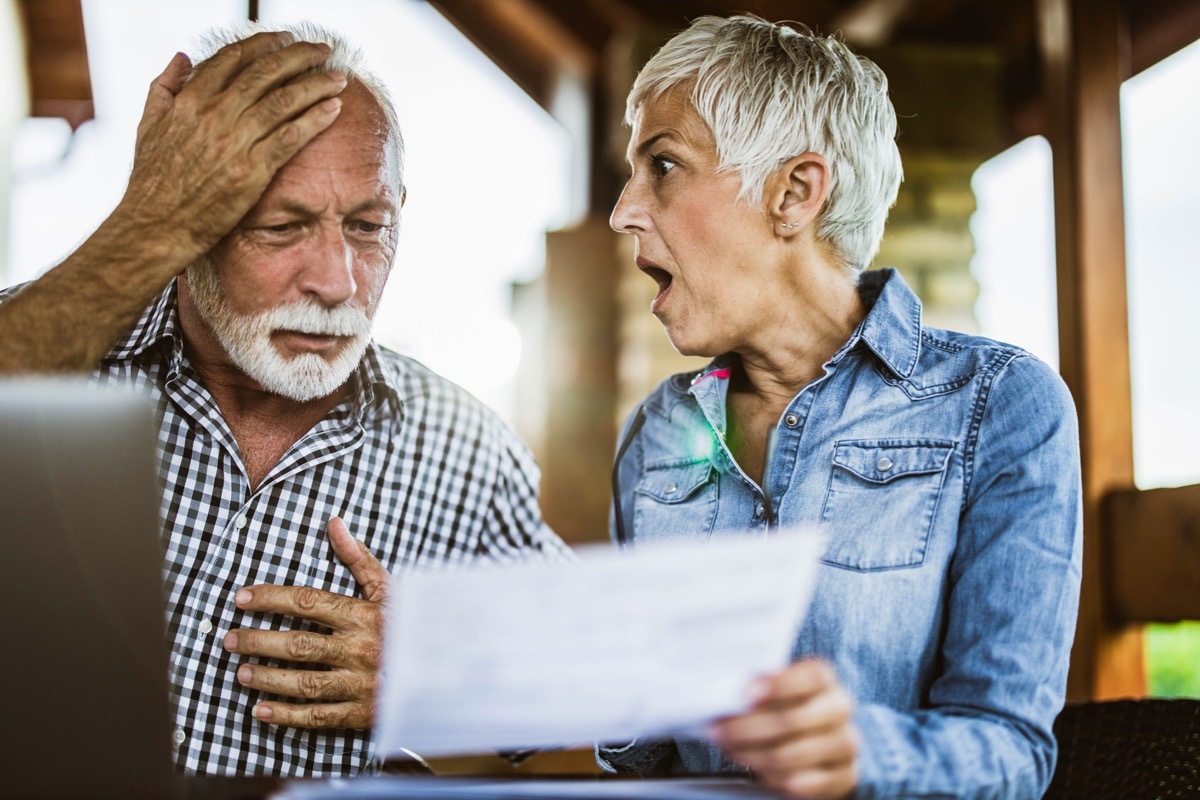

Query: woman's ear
<box><xmin>770</xmin><ymin>152</ymin><xmax>830</xmax><ymax>236</ymax></box>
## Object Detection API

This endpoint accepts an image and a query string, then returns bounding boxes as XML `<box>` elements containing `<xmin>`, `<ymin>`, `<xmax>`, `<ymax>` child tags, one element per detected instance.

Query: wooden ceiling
<box><xmin>428</xmin><ymin>0</ymin><xmax>1200</xmax><ymax>144</ymax></box>
<box><xmin>16</xmin><ymin>0</ymin><xmax>1200</xmax><ymax>140</ymax></box>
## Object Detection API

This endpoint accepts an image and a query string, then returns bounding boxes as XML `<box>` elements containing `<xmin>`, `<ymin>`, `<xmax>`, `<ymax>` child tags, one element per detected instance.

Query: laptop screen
<box><xmin>0</xmin><ymin>380</ymin><xmax>175</xmax><ymax>798</ymax></box>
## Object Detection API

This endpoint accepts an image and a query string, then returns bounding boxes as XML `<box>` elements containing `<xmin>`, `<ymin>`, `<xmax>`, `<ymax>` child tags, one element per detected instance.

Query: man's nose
<box><xmin>300</xmin><ymin>226</ymin><xmax>358</xmax><ymax>306</ymax></box>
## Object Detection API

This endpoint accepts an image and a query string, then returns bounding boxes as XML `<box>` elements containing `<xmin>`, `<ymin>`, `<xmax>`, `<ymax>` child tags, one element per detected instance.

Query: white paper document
<box><xmin>376</xmin><ymin>528</ymin><xmax>826</xmax><ymax>758</ymax></box>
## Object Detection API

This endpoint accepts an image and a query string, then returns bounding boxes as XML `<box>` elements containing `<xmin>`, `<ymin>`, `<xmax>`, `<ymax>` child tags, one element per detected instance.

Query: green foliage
<box><xmin>1147</xmin><ymin>621</ymin><xmax>1200</xmax><ymax>697</ymax></box>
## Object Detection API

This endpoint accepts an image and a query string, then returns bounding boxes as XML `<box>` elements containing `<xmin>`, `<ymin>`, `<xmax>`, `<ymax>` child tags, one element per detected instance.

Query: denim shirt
<box><xmin>598</xmin><ymin>269</ymin><xmax>1083</xmax><ymax>799</ymax></box>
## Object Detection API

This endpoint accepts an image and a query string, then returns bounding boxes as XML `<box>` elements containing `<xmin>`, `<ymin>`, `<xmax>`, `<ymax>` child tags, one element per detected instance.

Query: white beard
<box><xmin>185</xmin><ymin>258</ymin><xmax>373</xmax><ymax>403</ymax></box>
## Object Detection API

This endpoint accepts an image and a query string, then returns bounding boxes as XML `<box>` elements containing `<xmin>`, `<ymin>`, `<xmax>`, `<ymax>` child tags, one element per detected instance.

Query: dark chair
<box><xmin>1043</xmin><ymin>698</ymin><xmax>1200</xmax><ymax>799</ymax></box>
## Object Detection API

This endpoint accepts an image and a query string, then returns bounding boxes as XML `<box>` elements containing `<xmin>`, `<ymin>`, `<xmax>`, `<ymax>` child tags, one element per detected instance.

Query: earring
<box><xmin>780</xmin><ymin>221</ymin><xmax>801</xmax><ymax>229</ymax></box>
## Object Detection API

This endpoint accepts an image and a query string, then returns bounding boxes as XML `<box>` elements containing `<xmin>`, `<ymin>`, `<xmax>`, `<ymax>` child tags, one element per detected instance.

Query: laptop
<box><xmin>0</xmin><ymin>380</ymin><xmax>175</xmax><ymax>799</ymax></box>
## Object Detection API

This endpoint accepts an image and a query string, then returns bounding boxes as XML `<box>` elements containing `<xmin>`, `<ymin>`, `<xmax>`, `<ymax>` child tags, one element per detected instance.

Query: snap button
<box><xmin>234</xmin><ymin>514</ymin><xmax>247</xmax><ymax>530</ymax></box>
<box><xmin>753</xmin><ymin>500</ymin><xmax>764</xmax><ymax>519</ymax></box>
<box><xmin>784</xmin><ymin>413</ymin><xmax>799</xmax><ymax>427</ymax></box>
<box><xmin>173</xmin><ymin>728</ymin><xmax>186</xmax><ymax>745</ymax></box>
<box><xmin>664</xmin><ymin>482</ymin><xmax>678</xmax><ymax>495</ymax></box>
<box><xmin>198</xmin><ymin>619</ymin><xmax>213</xmax><ymax>634</ymax></box>
<box><xmin>877</xmin><ymin>456</ymin><xmax>894</xmax><ymax>472</ymax></box>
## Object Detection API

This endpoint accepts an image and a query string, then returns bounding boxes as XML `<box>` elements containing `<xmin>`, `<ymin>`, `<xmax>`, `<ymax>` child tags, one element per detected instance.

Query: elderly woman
<box><xmin>600</xmin><ymin>15</ymin><xmax>1082</xmax><ymax>800</ymax></box>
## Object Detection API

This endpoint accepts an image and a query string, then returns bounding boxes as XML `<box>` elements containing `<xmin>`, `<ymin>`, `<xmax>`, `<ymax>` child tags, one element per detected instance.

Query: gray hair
<box><xmin>192</xmin><ymin>20</ymin><xmax>405</xmax><ymax>194</ymax></box>
<box><xmin>627</xmin><ymin>15</ymin><xmax>901</xmax><ymax>269</ymax></box>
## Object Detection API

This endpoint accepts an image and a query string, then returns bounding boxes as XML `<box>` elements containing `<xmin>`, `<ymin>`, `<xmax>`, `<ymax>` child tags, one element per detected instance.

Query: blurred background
<box><xmin>2</xmin><ymin>0</ymin><xmax>1196</xmax><ymax>734</ymax></box>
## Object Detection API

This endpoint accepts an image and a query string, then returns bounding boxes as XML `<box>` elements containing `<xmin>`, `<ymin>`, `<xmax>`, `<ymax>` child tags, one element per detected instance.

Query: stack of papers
<box><xmin>377</xmin><ymin>529</ymin><xmax>825</xmax><ymax>758</ymax></box>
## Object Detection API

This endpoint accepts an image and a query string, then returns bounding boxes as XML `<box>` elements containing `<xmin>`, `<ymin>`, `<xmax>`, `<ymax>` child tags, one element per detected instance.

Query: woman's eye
<box><xmin>652</xmin><ymin>156</ymin><xmax>677</xmax><ymax>177</ymax></box>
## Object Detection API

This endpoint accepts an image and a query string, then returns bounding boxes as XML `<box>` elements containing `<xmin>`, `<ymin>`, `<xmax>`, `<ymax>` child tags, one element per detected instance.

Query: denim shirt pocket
<box><xmin>819</xmin><ymin>439</ymin><xmax>954</xmax><ymax>570</ymax></box>
<box><xmin>633</xmin><ymin>459</ymin><xmax>719</xmax><ymax>542</ymax></box>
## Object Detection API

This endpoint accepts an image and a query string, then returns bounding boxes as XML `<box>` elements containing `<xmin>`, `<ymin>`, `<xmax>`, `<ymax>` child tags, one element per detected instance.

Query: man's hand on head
<box><xmin>118</xmin><ymin>31</ymin><xmax>348</xmax><ymax>267</ymax></box>
<box><xmin>224</xmin><ymin>517</ymin><xmax>389</xmax><ymax>730</ymax></box>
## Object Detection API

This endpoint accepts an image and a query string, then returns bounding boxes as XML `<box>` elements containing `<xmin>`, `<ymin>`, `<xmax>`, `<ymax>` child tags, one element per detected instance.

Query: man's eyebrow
<box><xmin>347</xmin><ymin>197</ymin><xmax>399</xmax><ymax>216</ymax></box>
<box><xmin>258</xmin><ymin>197</ymin><xmax>398</xmax><ymax>218</ymax></box>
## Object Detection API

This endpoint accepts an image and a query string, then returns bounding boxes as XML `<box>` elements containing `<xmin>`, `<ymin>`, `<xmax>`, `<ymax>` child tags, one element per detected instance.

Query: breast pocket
<box><xmin>819</xmin><ymin>439</ymin><xmax>954</xmax><ymax>571</ymax></box>
<box><xmin>633</xmin><ymin>459</ymin><xmax>719</xmax><ymax>543</ymax></box>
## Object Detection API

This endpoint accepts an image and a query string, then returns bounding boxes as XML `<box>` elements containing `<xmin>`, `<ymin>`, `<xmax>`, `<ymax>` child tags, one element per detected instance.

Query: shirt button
<box><xmin>198</xmin><ymin>619</ymin><xmax>213</xmax><ymax>634</ymax></box>
<box><xmin>877</xmin><ymin>456</ymin><xmax>894</xmax><ymax>472</ymax></box>
<box><xmin>784</xmin><ymin>413</ymin><xmax>800</xmax><ymax>427</ymax></box>
<box><xmin>754</xmin><ymin>500</ymin><xmax>764</xmax><ymax>519</ymax></box>
<box><xmin>664</xmin><ymin>482</ymin><xmax>678</xmax><ymax>495</ymax></box>
<box><xmin>173</xmin><ymin>728</ymin><xmax>186</xmax><ymax>745</ymax></box>
<box><xmin>234</xmin><ymin>514</ymin><xmax>248</xmax><ymax>530</ymax></box>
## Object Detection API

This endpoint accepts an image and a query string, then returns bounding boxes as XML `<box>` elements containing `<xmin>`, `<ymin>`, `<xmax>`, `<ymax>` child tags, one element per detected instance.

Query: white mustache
<box><xmin>262</xmin><ymin>301</ymin><xmax>371</xmax><ymax>338</ymax></box>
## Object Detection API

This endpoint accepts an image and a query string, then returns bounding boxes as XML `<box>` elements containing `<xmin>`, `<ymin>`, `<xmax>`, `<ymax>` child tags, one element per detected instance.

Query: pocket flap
<box><xmin>635</xmin><ymin>461</ymin><xmax>714</xmax><ymax>503</ymax></box>
<box><xmin>832</xmin><ymin>440</ymin><xmax>953</xmax><ymax>484</ymax></box>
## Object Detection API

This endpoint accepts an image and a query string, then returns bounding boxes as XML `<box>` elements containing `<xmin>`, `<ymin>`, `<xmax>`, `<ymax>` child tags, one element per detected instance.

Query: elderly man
<box><xmin>0</xmin><ymin>24</ymin><xmax>566</xmax><ymax>776</ymax></box>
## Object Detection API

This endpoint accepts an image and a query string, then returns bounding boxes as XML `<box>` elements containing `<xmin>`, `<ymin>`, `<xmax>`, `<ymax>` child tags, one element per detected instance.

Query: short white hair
<box><xmin>628</xmin><ymin>15</ymin><xmax>902</xmax><ymax>269</ymax></box>
<box><xmin>192</xmin><ymin>20</ymin><xmax>405</xmax><ymax>194</ymax></box>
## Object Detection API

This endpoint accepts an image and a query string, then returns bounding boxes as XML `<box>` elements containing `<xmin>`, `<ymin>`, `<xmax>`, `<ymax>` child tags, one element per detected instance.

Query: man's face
<box><xmin>185</xmin><ymin>81</ymin><xmax>403</xmax><ymax>402</ymax></box>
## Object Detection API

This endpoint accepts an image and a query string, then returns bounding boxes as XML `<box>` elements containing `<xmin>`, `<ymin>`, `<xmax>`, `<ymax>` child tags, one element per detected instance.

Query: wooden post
<box><xmin>1036</xmin><ymin>0</ymin><xmax>1145</xmax><ymax>698</ymax></box>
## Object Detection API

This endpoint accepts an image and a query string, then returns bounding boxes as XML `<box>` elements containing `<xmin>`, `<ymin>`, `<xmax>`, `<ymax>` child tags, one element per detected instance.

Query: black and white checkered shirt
<box><xmin>8</xmin><ymin>282</ymin><xmax>569</xmax><ymax>776</ymax></box>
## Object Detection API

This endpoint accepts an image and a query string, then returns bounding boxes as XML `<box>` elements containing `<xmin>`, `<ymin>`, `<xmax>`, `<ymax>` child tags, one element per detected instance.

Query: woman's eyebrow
<box><xmin>629</xmin><ymin>130</ymin><xmax>682</xmax><ymax>166</ymax></box>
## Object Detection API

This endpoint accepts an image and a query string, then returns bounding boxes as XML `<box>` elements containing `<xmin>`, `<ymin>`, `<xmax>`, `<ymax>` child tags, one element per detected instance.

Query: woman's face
<box><xmin>610</xmin><ymin>89</ymin><xmax>781</xmax><ymax>357</ymax></box>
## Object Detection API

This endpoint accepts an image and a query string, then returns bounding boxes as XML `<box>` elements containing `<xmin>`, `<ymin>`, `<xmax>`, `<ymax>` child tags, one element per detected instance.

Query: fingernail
<box><xmin>328</xmin><ymin>70</ymin><xmax>346</xmax><ymax>85</ymax></box>
<box><xmin>747</xmin><ymin>678</ymin><xmax>771</xmax><ymax>703</ymax></box>
<box><xmin>235</xmin><ymin>589</ymin><xmax>252</xmax><ymax>606</ymax></box>
<box><xmin>321</xmin><ymin>97</ymin><xmax>342</xmax><ymax>113</ymax></box>
<box><xmin>237</xmin><ymin>664</ymin><xmax>253</xmax><ymax>685</ymax></box>
<box><xmin>253</xmin><ymin>703</ymin><xmax>273</xmax><ymax>720</ymax></box>
<box><xmin>224</xmin><ymin>632</ymin><xmax>238</xmax><ymax>651</ymax></box>
<box><xmin>318</xmin><ymin>42</ymin><xmax>332</xmax><ymax>54</ymax></box>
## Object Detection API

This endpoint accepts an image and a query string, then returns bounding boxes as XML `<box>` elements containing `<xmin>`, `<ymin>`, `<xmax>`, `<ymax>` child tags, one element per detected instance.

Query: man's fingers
<box><xmin>223</xmin><ymin>40</ymin><xmax>334</xmax><ymax>106</ymax></box>
<box><xmin>326</xmin><ymin>517</ymin><xmax>390</xmax><ymax>603</ymax></box>
<box><xmin>186</xmin><ymin>30</ymin><xmax>297</xmax><ymax>97</ymax></box>
<box><xmin>233</xmin><ymin>583</ymin><xmax>380</xmax><ymax>632</ymax></box>
<box><xmin>236</xmin><ymin>662</ymin><xmax>367</xmax><ymax>702</ymax></box>
<box><xmin>225</xmin><ymin>626</ymin><xmax>345</xmax><ymax>666</ymax></box>
<box><xmin>251</xmin><ymin>698</ymin><xmax>372</xmax><ymax>730</ymax></box>
<box><xmin>243</xmin><ymin>92</ymin><xmax>343</xmax><ymax>176</ymax></box>
<box><xmin>137</xmin><ymin>52</ymin><xmax>191</xmax><ymax>139</ymax></box>
<box><xmin>243</xmin><ymin>69</ymin><xmax>346</xmax><ymax>141</ymax></box>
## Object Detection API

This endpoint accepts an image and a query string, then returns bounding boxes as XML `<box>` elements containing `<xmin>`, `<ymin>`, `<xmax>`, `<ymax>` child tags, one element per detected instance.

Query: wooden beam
<box><xmin>1036</xmin><ymin>0</ymin><xmax>1144</xmax><ymax>699</ymax></box>
<box><xmin>428</xmin><ymin>0</ymin><xmax>597</xmax><ymax>114</ymax></box>
<box><xmin>1128</xmin><ymin>0</ymin><xmax>1200</xmax><ymax>77</ymax></box>
<box><xmin>1105</xmin><ymin>484</ymin><xmax>1200</xmax><ymax>623</ymax></box>
<box><xmin>17</xmin><ymin>0</ymin><xmax>94</xmax><ymax>129</ymax></box>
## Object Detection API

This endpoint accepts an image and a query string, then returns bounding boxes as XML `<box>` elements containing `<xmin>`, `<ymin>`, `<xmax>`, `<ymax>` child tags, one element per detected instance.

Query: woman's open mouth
<box><xmin>638</xmin><ymin>262</ymin><xmax>674</xmax><ymax>312</ymax></box>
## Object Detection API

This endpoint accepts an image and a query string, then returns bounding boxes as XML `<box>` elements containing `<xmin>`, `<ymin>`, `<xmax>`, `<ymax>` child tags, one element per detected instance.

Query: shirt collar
<box><xmin>847</xmin><ymin>268</ymin><xmax>923</xmax><ymax>379</ymax></box>
<box><xmin>350</xmin><ymin>340</ymin><xmax>403</xmax><ymax>418</ymax></box>
<box><xmin>103</xmin><ymin>281</ymin><xmax>181</xmax><ymax>363</ymax></box>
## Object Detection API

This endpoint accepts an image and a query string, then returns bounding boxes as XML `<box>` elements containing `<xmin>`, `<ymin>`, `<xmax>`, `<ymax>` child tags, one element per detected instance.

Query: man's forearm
<box><xmin>0</xmin><ymin>211</ymin><xmax>189</xmax><ymax>374</ymax></box>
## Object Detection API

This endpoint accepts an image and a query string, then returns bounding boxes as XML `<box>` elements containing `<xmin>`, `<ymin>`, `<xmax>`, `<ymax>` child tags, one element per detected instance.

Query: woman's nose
<box><xmin>610</xmin><ymin>181</ymin><xmax>646</xmax><ymax>234</ymax></box>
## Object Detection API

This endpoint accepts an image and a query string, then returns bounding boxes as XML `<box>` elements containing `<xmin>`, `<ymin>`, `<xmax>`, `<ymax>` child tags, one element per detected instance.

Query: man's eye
<box><xmin>263</xmin><ymin>223</ymin><xmax>296</xmax><ymax>234</ymax></box>
<box><xmin>651</xmin><ymin>156</ymin><xmax>677</xmax><ymax>177</ymax></box>
<box><xmin>349</xmin><ymin>221</ymin><xmax>387</xmax><ymax>235</ymax></box>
